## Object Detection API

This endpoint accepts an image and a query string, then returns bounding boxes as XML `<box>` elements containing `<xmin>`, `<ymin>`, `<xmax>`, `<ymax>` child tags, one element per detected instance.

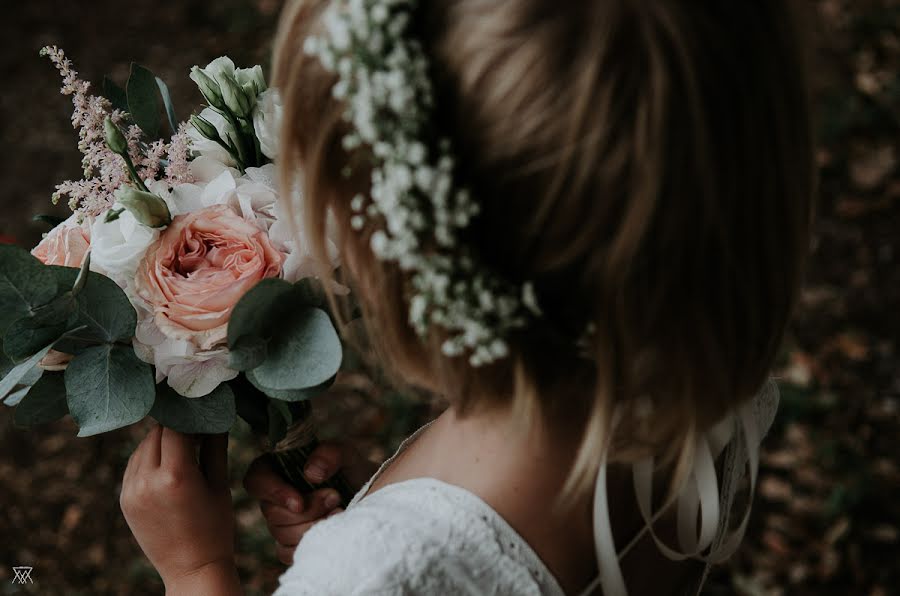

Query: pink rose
<box><xmin>32</xmin><ymin>215</ymin><xmax>91</xmax><ymax>267</ymax></box>
<box><xmin>135</xmin><ymin>205</ymin><xmax>285</xmax><ymax>349</ymax></box>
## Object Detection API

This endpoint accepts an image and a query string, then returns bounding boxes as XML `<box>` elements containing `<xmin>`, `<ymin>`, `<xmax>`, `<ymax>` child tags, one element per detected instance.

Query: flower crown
<box><xmin>305</xmin><ymin>0</ymin><xmax>541</xmax><ymax>366</ymax></box>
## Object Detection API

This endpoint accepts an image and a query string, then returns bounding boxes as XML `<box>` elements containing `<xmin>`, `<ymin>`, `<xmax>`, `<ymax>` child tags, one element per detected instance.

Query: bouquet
<box><xmin>0</xmin><ymin>48</ymin><xmax>354</xmax><ymax>502</ymax></box>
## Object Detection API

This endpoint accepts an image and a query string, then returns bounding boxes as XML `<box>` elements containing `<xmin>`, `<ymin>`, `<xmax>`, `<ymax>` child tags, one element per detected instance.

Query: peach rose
<box><xmin>135</xmin><ymin>204</ymin><xmax>285</xmax><ymax>349</ymax></box>
<box><xmin>32</xmin><ymin>215</ymin><xmax>91</xmax><ymax>267</ymax></box>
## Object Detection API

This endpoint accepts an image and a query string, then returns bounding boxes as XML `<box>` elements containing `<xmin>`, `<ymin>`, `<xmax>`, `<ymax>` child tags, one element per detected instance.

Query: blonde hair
<box><xmin>273</xmin><ymin>0</ymin><xmax>814</xmax><ymax>500</ymax></box>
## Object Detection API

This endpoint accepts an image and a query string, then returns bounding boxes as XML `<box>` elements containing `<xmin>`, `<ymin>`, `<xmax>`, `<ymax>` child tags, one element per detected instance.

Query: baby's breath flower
<box><xmin>306</xmin><ymin>0</ymin><xmax>533</xmax><ymax>366</ymax></box>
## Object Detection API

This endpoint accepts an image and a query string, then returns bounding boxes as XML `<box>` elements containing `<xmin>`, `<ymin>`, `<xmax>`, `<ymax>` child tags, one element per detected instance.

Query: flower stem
<box><xmin>272</xmin><ymin>405</ymin><xmax>357</xmax><ymax>507</ymax></box>
<box><xmin>121</xmin><ymin>151</ymin><xmax>150</xmax><ymax>193</ymax></box>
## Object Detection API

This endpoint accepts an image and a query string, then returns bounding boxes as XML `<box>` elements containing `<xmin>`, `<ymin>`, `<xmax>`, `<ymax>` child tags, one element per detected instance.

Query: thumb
<box><xmin>200</xmin><ymin>433</ymin><xmax>229</xmax><ymax>490</ymax></box>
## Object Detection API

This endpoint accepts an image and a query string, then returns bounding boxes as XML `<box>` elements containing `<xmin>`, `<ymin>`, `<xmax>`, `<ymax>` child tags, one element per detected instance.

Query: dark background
<box><xmin>1</xmin><ymin>1</ymin><xmax>898</xmax><ymax>595</ymax></box>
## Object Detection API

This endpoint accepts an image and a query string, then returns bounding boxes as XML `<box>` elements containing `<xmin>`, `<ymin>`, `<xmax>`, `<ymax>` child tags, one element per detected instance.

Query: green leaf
<box><xmin>155</xmin><ymin>76</ymin><xmax>178</xmax><ymax>134</ymax></box>
<box><xmin>32</xmin><ymin>214</ymin><xmax>66</xmax><ymax>228</ymax></box>
<box><xmin>5</xmin><ymin>386</ymin><xmax>31</xmax><ymax>407</ymax></box>
<box><xmin>103</xmin><ymin>76</ymin><xmax>129</xmax><ymax>112</ymax></box>
<box><xmin>228</xmin><ymin>336</ymin><xmax>268</xmax><ymax>371</ymax></box>
<box><xmin>267</xmin><ymin>400</ymin><xmax>291</xmax><ymax>444</ymax></box>
<box><xmin>249</xmin><ymin>308</ymin><xmax>342</xmax><ymax>391</ymax></box>
<box><xmin>246</xmin><ymin>369</ymin><xmax>335</xmax><ymax>402</ymax></box>
<box><xmin>127</xmin><ymin>64</ymin><xmax>161</xmax><ymax>139</ymax></box>
<box><xmin>3</xmin><ymin>315</ymin><xmax>69</xmax><ymax>362</ymax></box>
<box><xmin>0</xmin><ymin>345</ymin><xmax>51</xmax><ymax>402</ymax></box>
<box><xmin>14</xmin><ymin>373</ymin><xmax>68</xmax><ymax>427</ymax></box>
<box><xmin>0</xmin><ymin>245</ymin><xmax>58</xmax><ymax>337</ymax></box>
<box><xmin>45</xmin><ymin>270</ymin><xmax>136</xmax><ymax>357</ymax></box>
<box><xmin>0</xmin><ymin>350</ymin><xmax>13</xmax><ymax>379</ymax></box>
<box><xmin>65</xmin><ymin>344</ymin><xmax>155</xmax><ymax>436</ymax></box>
<box><xmin>150</xmin><ymin>384</ymin><xmax>235</xmax><ymax>434</ymax></box>
<box><xmin>227</xmin><ymin>278</ymin><xmax>296</xmax><ymax>349</ymax></box>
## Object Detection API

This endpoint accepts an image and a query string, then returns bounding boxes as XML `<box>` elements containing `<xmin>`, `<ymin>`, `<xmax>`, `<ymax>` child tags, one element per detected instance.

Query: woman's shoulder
<box><xmin>274</xmin><ymin>478</ymin><xmax>563</xmax><ymax>596</ymax></box>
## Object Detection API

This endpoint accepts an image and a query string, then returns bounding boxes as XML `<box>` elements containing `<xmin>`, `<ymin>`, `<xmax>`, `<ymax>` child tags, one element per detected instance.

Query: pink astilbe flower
<box><xmin>43</xmin><ymin>46</ymin><xmax>130</xmax><ymax>216</ymax></box>
<box><xmin>42</xmin><ymin>46</ymin><xmax>192</xmax><ymax>216</ymax></box>
<box><xmin>164</xmin><ymin>123</ymin><xmax>195</xmax><ymax>185</ymax></box>
<box><xmin>140</xmin><ymin>140</ymin><xmax>168</xmax><ymax>182</ymax></box>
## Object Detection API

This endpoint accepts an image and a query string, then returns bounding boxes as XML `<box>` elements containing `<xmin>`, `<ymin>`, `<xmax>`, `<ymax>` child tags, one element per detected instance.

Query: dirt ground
<box><xmin>1</xmin><ymin>1</ymin><xmax>898</xmax><ymax>595</ymax></box>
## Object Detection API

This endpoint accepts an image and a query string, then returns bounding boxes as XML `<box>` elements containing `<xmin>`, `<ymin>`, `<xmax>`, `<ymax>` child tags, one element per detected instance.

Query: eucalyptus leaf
<box><xmin>5</xmin><ymin>386</ymin><xmax>31</xmax><ymax>407</ymax></box>
<box><xmin>228</xmin><ymin>336</ymin><xmax>268</xmax><ymax>371</ymax></box>
<box><xmin>155</xmin><ymin>76</ymin><xmax>179</xmax><ymax>134</ymax></box>
<box><xmin>14</xmin><ymin>373</ymin><xmax>68</xmax><ymax>427</ymax></box>
<box><xmin>65</xmin><ymin>344</ymin><xmax>154</xmax><ymax>436</ymax></box>
<box><xmin>0</xmin><ymin>345</ymin><xmax>51</xmax><ymax>402</ymax></box>
<box><xmin>227</xmin><ymin>278</ymin><xmax>296</xmax><ymax>348</ymax></box>
<box><xmin>249</xmin><ymin>308</ymin><xmax>342</xmax><ymax>391</ymax></box>
<box><xmin>127</xmin><ymin>64</ymin><xmax>161</xmax><ymax>139</ymax></box>
<box><xmin>150</xmin><ymin>384</ymin><xmax>235</xmax><ymax>434</ymax></box>
<box><xmin>32</xmin><ymin>214</ymin><xmax>66</xmax><ymax>228</ymax></box>
<box><xmin>102</xmin><ymin>76</ymin><xmax>129</xmax><ymax>112</ymax></box>
<box><xmin>0</xmin><ymin>351</ymin><xmax>13</xmax><ymax>379</ymax></box>
<box><xmin>70</xmin><ymin>270</ymin><xmax>137</xmax><ymax>344</ymax></box>
<box><xmin>3</xmin><ymin>315</ymin><xmax>69</xmax><ymax>362</ymax></box>
<box><xmin>0</xmin><ymin>245</ymin><xmax>57</xmax><ymax>336</ymax></box>
<box><xmin>246</xmin><ymin>369</ymin><xmax>335</xmax><ymax>402</ymax></box>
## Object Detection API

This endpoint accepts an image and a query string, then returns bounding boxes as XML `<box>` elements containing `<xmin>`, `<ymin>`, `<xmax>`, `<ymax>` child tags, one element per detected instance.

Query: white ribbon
<box><xmin>580</xmin><ymin>380</ymin><xmax>776</xmax><ymax>596</ymax></box>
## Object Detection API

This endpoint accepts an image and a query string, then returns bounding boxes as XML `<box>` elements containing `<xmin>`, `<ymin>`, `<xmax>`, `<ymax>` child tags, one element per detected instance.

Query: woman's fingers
<box><xmin>259</xmin><ymin>488</ymin><xmax>340</xmax><ymax>527</ymax></box>
<box><xmin>259</xmin><ymin>502</ymin><xmax>307</xmax><ymax>527</ymax></box>
<box><xmin>303</xmin><ymin>442</ymin><xmax>345</xmax><ymax>484</ymax></box>
<box><xmin>275</xmin><ymin>542</ymin><xmax>296</xmax><ymax>565</ymax></box>
<box><xmin>244</xmin><ymin>455</ymin><xmax>304</xmax><ymax>513</ymax></box>
<box><xmin>137</xmin><ymin>423</ymin><xmax>164</xmax><ymax>469</ymax></box>
<box><xmin>302</xmin><ymin>488</ymin><xmax>342</xmax><ymax>519</ymax></box>
<box><xmin>160</xmin><ymin>427</ymin><xmax>196</xmax><ymax>471</ymax></box>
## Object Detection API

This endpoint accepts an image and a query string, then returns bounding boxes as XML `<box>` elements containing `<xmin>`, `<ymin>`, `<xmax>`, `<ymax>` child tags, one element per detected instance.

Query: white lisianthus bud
<box><xmin>190</xmin><ymin>114</ymin><xmax>222</xmax><ymax>142</ymax></box>
<box><xmin>104</xmin><ymin>117</ymin><xmax>128</xmax><ymax>155</ymax></box>
<box><xmin>116</xmin><ymin>187</ymin><xmax>172</xmax><ymax>228</ymax></box>
<box><xmin>235</xmin><ymin>64</ymin><xmax>267</xmax><ymax>97</ymax></box>
<box><xmin>218</xmin><ymin>73</ymin><xmax>254</xmax><ymax>118</ymax></box>
<box><xmin>190</xmin><ymin>66</ymin><xmax>226</xmax><ymax>111</ymax></box>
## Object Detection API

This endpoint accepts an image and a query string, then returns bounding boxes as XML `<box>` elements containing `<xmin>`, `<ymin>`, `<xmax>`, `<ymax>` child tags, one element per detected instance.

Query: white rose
<box><xmin>268</xmin><ymin>185</ymin><xmax>344</xmax><ymax>287</ymax></box>
<box><xmin>253</xmin><ymin>89</ymin><xmax>283</xmax><ymax>160</ymax></box>
<box><xmin>166</xmin><ymin>159</ymin><xmax>279</xmax><ymax>232</ymax></box>
<box><xmin>89</xmin><ymin>206</ymin><xmax>159</xmax><ymax>292</ymax></box>
<box><xmin>134</xmin><ymin>315</ymin><xmax>237</xmax><ymax>398</ymax></box>
<box><xmin>187</xmin><ymin>107</ymin><xmax>238</xmax><ymax>167</ymax></box>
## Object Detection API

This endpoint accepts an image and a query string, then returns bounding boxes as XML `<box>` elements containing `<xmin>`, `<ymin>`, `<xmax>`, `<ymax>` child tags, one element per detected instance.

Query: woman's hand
<box><xmin>120</xmin><ymin>424</ymin><xmax>241</xmax><ymax>595</ymax></box>
<box><xmin>243</xmin><ymin>441</ymin><xmax>377</xmax><ymax>564</ymax></box>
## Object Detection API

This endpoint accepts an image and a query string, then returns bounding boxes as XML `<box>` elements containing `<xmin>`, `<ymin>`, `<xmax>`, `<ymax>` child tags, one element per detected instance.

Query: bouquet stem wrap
<box><xmin>272</xmin><ymin>402</ymin><xmax>356</xmax><ymax>507</ymax></box>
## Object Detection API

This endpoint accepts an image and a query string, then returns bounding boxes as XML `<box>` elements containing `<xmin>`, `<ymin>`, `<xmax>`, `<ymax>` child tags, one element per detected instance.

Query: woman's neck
<box><xmin>370</xmin><ymin>403</ymin><xmax>600</xmax><ymax>594</ymax></box>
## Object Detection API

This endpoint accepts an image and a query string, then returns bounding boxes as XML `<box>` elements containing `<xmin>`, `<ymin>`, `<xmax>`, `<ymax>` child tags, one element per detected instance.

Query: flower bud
<box><xmin>235</xmin><ymin>65</ymin><xmax>267</xmax><ymax>96</ymax></box>
<box><xmin>104</xmin><ymin>117</ymin><xmax>128</xmax><ymax>155</ymax></box>
<box><xmin>115</xmin><ymin>187</ymin><xmax>172</xmax><ymax>228</ymax></box>
<box><xmin>190</xmin><ymin>114</ymin><xmax>222</xmax><ymax>142</ymax></box>
<box><xmin>190</xmin><ymin>66</ymin><xmax>226</xmax><ymax>111</ymax></box>
<box><xmin>218</xmin><ymin>73</ymin><xmax>253</xmax><ymax>118</ymax></box>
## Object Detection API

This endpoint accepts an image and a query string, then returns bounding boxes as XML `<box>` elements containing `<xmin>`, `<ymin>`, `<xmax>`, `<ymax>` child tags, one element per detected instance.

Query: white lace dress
<box><xmin>274</xmin><ymin>382</ymin><xmax>779</xmax><ymax>596</ymax></box>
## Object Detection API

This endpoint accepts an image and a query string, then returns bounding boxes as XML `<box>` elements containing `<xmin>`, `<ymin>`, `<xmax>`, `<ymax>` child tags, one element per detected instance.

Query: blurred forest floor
<box><xmin>0</xmin><ymin>1</ymin><xmax>898</xmax><ymax>595</ymax></box>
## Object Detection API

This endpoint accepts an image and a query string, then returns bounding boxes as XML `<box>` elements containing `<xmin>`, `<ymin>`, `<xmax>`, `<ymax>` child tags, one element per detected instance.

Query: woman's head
<box><xmin>274</xmin><ymin>0</ymin><xmax>814</xmax><ymax>494</ymax></box>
